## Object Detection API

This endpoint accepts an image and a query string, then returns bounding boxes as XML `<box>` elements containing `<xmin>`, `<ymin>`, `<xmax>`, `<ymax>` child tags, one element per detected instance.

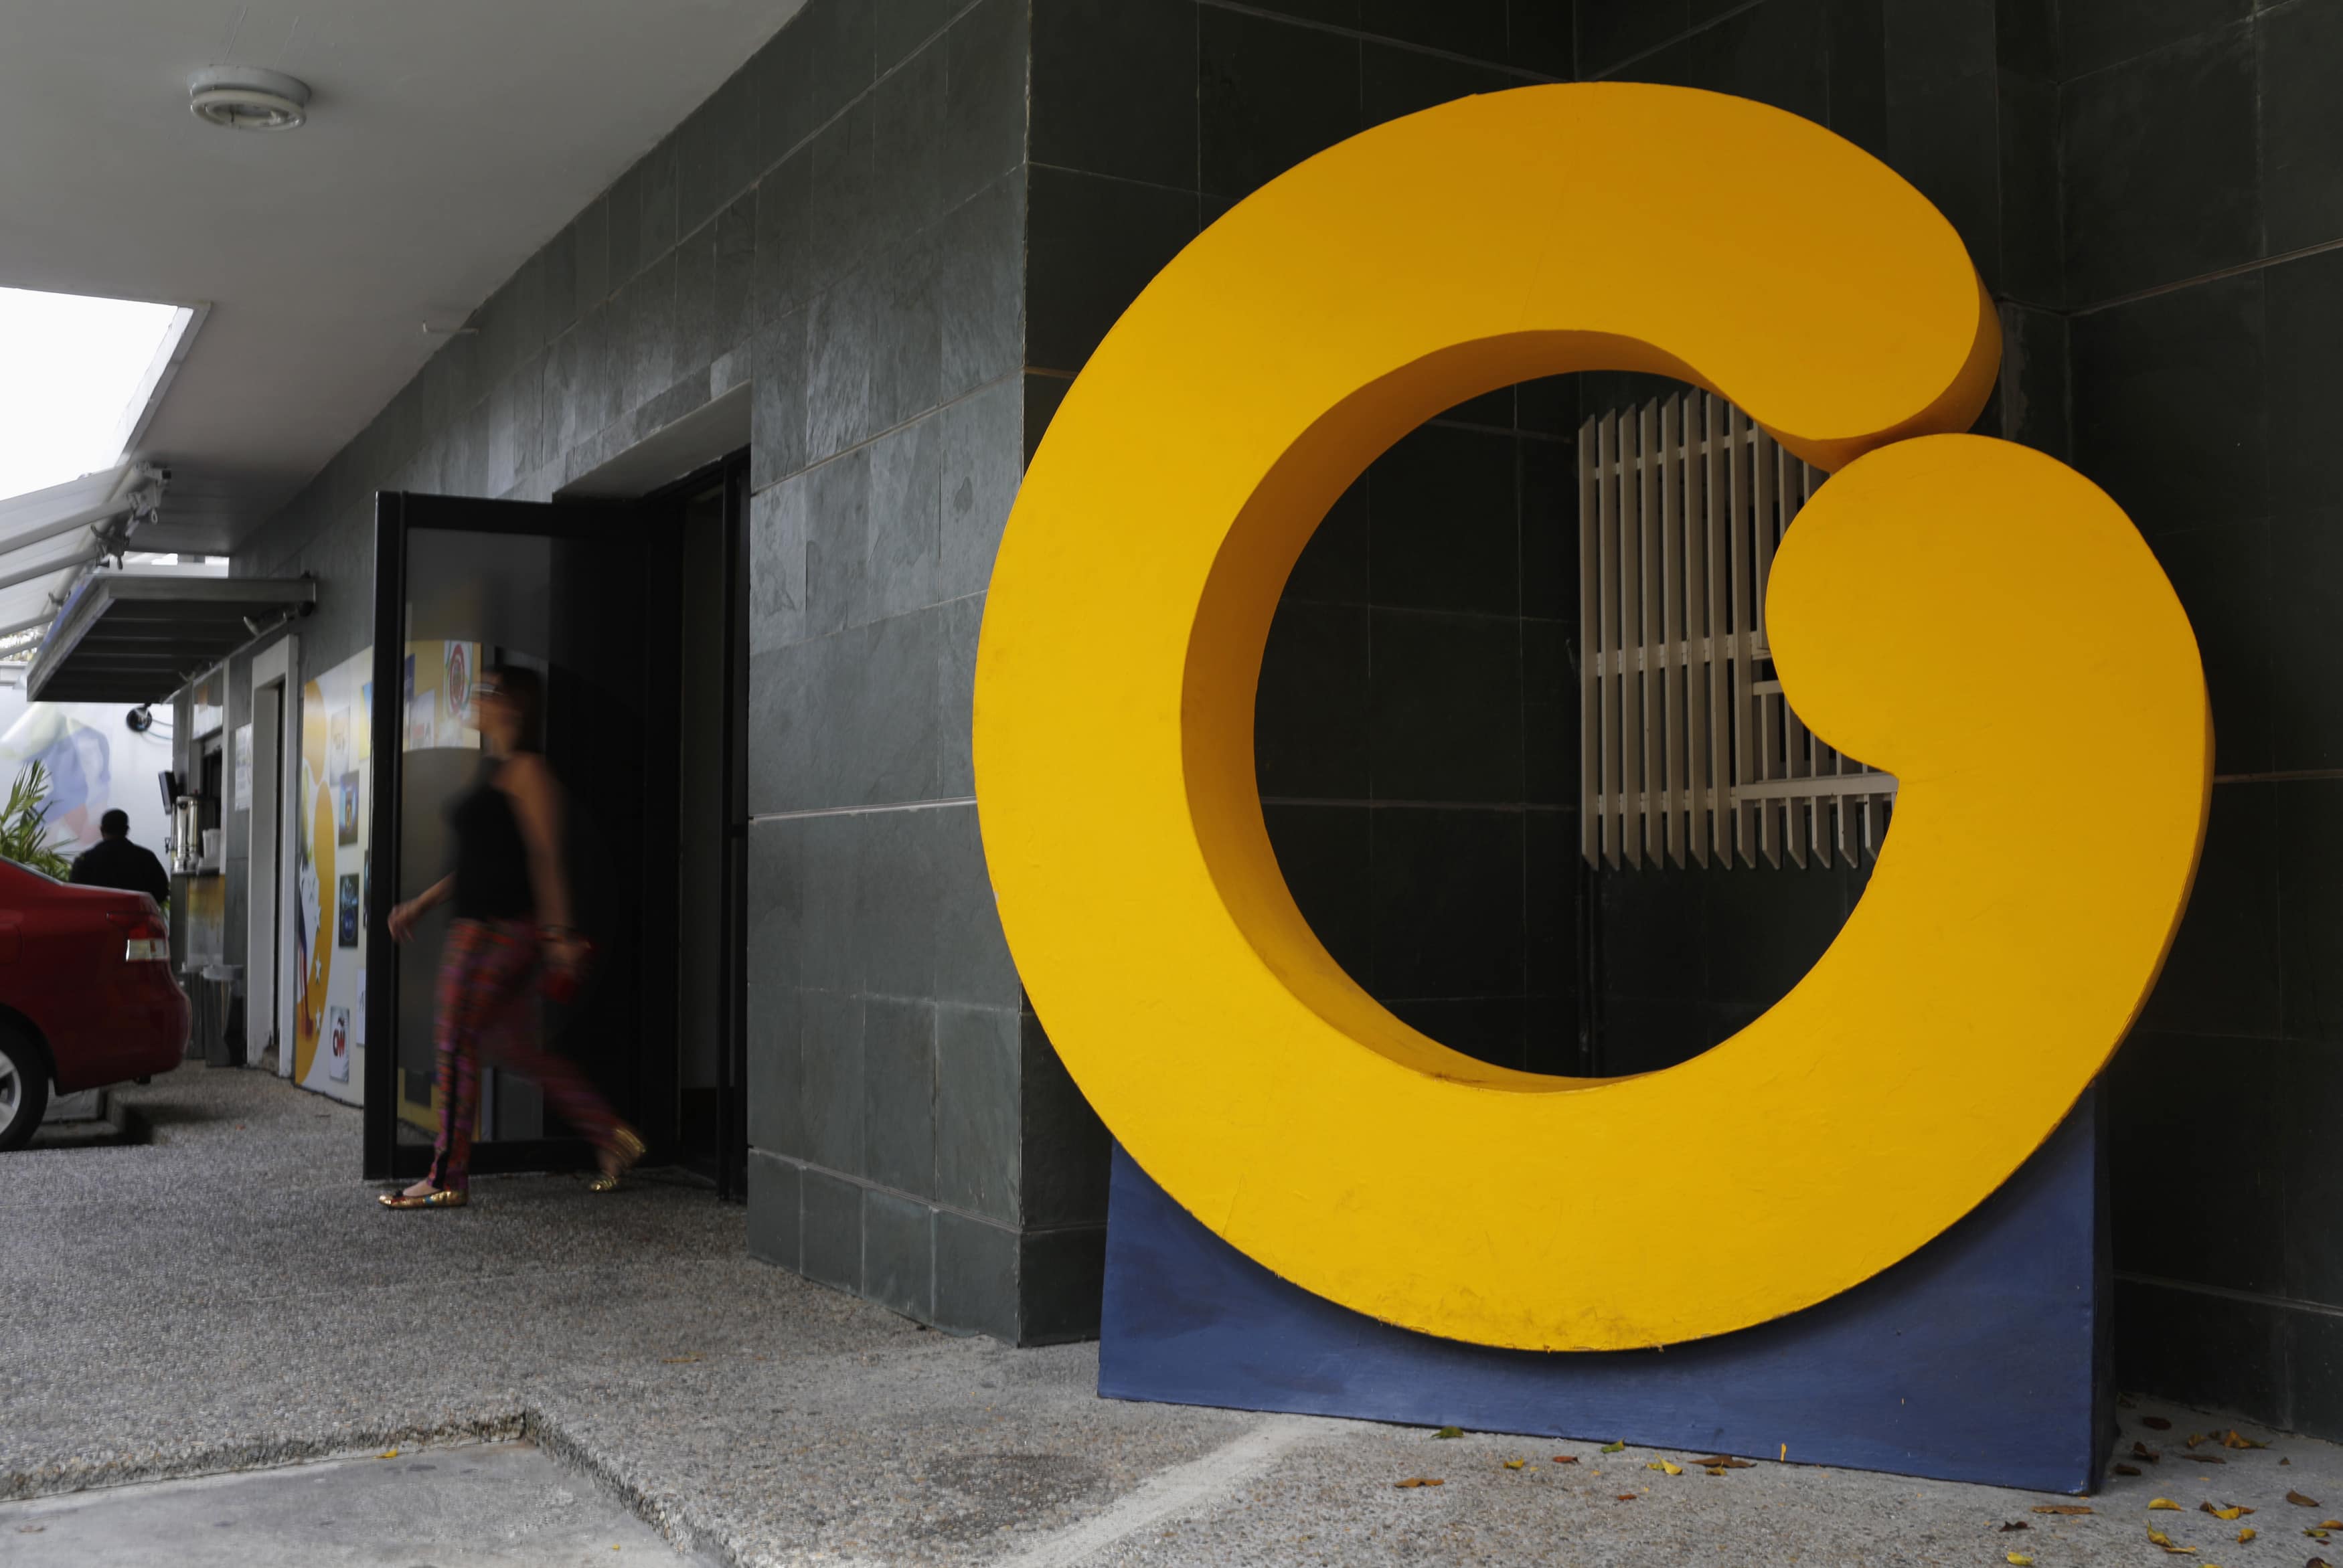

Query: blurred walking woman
<box><xmin>378</xmin><ymin>665</ymin><xmax>641</xmax><ymax>1209</ymax></box>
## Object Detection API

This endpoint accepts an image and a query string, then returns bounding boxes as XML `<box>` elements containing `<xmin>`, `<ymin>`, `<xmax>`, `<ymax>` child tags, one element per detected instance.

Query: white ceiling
<box><xmin>0</xmin><ymin>0</ymin><xmax>806</xmax><ymax>554</ymax></box>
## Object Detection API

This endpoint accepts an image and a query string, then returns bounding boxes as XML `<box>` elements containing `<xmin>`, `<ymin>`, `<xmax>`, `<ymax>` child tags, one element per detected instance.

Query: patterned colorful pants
<box><xmin>428</xmin><ymin>917</ymin><xmax>624</xmax><ymax>1193</ymax></box>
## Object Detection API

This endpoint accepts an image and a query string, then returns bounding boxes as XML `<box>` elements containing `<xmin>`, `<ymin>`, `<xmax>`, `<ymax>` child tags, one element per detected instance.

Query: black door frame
<box><xmin>362</xmin><ymin>468</ymin><xmax>750</xmax><ymax>1192</ymax></box>
<box><xmin>364</xmin><ymin>489</ymin><xmax>681</xmax><ymax>1181</ymax></box>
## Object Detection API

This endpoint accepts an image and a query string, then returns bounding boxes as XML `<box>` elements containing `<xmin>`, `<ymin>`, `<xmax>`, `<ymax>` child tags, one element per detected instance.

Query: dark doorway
<box><xmin>363</xmin><ymin>456</ymin><xmax>748</xmax><ymax>1197</ymax></box>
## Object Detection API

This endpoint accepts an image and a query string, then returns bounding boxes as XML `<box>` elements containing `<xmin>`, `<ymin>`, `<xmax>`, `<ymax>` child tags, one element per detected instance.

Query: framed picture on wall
<box><xmin>337</xmin><ymin>873</ymin><xmax>359</xmax><ymax>948</ymax></box>
<box><xmin>336</xmin><ymin>772</ymin><xmax>360</xmax><ymax>845</ymax></box>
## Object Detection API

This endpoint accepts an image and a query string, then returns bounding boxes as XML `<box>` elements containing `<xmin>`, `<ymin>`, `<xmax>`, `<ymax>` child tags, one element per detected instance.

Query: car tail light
<box><xmin>107</xmin><ymin>908</ymin><xmax>169</xmax><ymax>963</ymax></box>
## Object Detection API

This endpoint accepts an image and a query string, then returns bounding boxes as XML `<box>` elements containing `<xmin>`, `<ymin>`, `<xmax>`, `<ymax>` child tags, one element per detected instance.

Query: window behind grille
<box><xmin>1579</xmin><ymin>391</ymin><xmax>1895</xmax><ymax>871</ymax></box>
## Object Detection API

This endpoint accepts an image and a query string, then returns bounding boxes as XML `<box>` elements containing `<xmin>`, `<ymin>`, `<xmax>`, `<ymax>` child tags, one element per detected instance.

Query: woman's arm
<box><xmin>498</xmin><ymin>755</ymin><xmax>577</xmax><ymax>953</ymax></box>
<box><xmin>388</xmin><ymin>873</ymin><xmax>455</xmax><ymax>942</ymax></box>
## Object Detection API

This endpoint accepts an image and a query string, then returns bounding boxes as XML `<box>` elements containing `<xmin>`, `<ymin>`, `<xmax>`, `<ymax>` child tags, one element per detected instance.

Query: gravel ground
<box><xmin>4</xmin><ymin>1064</ymin><xmax>2338</xmax><ymax>1567</ymax></box>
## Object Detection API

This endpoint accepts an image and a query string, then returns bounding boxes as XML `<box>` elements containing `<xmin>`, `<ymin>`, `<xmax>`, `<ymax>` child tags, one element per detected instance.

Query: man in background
<box><xmin>70</xmin><ymin>808</ymin><xmax>170</xmax><ymax>906</ymax></box>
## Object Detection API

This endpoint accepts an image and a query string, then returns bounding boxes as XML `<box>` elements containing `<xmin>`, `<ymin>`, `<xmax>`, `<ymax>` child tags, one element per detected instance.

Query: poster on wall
<box><xmin>0</xmin><ymin>692</ymin><xmax>178</xmax><ymax>854</ymax></box>
<box><xmin>293</xmin><ymin>648</ymin><xmax>372</xmax><ymax>1106</ymax></box>
<box><xmin>232</xmin><ymin>723</ymin><xmax>252</xmax><ymax>812</ymax></box>
<box><xmin>403</xmin><ymin>654</ymin><xmax>435</xmax><ymax>750</ymax></box>
<box><xmin>406</xmin><ymin>640</ymin><xmax>480</xmax><ymax>754</ymax></box>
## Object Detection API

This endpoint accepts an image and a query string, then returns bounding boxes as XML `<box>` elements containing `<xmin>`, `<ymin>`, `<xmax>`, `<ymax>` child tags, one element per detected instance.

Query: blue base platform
<box><xmin>1100</xmin><ymin>1089</ymin><xmax>2111</xmax><ymax>1494</ymax></box>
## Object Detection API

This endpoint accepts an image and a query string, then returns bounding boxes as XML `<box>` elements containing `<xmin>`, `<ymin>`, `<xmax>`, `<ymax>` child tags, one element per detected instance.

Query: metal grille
<box><xmin>1578</xmin><ymin>391</ymin><xmax>1895</xmax><ymax>871</ymax></box>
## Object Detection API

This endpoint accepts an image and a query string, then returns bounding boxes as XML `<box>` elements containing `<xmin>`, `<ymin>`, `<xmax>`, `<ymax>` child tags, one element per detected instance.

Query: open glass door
<box><xmin>363</xmin><ymin>492</ymin><xmax>683</xmax><ymax>1181</ymax></box>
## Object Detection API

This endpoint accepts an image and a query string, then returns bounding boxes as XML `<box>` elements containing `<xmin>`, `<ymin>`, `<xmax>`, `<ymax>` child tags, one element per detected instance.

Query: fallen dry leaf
<box><xmin>1613</xmin><ymin>1493</ymin><xmax>1638</xmax><ymax>1502</ymax></box>
<box><xmin>2312</xmin><ymin>1557</ymin><xmax>2334</xmax><ymax>1568</ymax></box>
<box><xmin>1434</xmin><ymin>1427</ymin><xmax>1463</xmax><ymax>1440</ymax></box>
<box><xmin>1705</xmin><ymin>1468</ymin><xmax>1728</xmax><ymax>1476</ymax></box>
<box><xmin>2147</xmin><ymin>1527</ymin><xmax>2197</xmax><ymax>1554</ymax></box>
<box><xmin>2290</xmin><ymin>1492</ymin><xmax>2324</xmax><ymax>1508</ymax></box>
<box><xmin>2152</xmin><ymin>1498</ymin><xmax>2186</xmax><ymax>1510</ymax></box>
<box><xmin>1393</xmin><ymin>1478</ymin><xmax>1443</xmax><ymax>1489</ymax></box>
<box><xmin>2188</xmin><ymin>1433</ymin><xmax>2209</xmax><ymax>1449</ymax></box>
<box><xmin>2235</xmin><ymin>1527</ymin><xmax>2255</xmax><ymax>1543</ymax></box>
<box><xmin>1502</xmin><ymin>1459</ymin><xmax>1526</xmax><ymax>1471</ymax></box>
<box><xmin>2223</xmin><ymin>1430</ymin><xmax>2267</xmax><ymax>1450</ymax></box>
<box><xmin>2033</xmin><ymin>1504</ymin><xmax>2093</xmax><ymax>1516</ymax></box>
<box><xmin>2007</xmin><ymin>1553</ymin><xmax>2034</xmax><ymax>1566</ymax></box>
<box><xmin>1601</xmin><ymin>1440</ymin><xmax>1627</xmax><ymax>1454</ymax></box>
<box><xmin>2000</xmin><ymin>1521</ymin><xmax>2030</xmax><ymax>1533</ymax></box>
<box><xmin>378</xmin><ymin>1450</ymin><xmax>399</xmax><ymax>1460</ymax></box>
<box><xmin>2310</xmin><ymin>1530</ymin><xmax>2334</xmax><ymax>1543</ymax></box>
<box><xmin>2137</xmin><ymin>1443</ymin><xmax>2164</xmax><ymax>1462</ymax></box>
<box><xmin>2143</xmin><ymin>1416</ymin><xmax>2175</xmax><ymax>1430</ymax></box>
<box><xmin>2327</xmin><ymin>1522</ymin><xmax>2343</xmax><ymax>1531</ymax></box>
<box><xmin>1691</xmin><ymin>1456</ymin><xmax>1754</xmax><ymax>1469</ymax></box>
<box><xmin>1647</xmin><ymin>1460</ymin><xmax>1683</xmax><ymax>1476</ymax></box>
<box><xmin>2116</xmin><ymin>1464</ymin><xmax>2145</xmax><ymax>1477</ymax></box>
<box><xmin>2202</xmin><ymin>1504</ymin><xmax>2252</xmax><ymax>1520</ymax></box>
<box><xmin>1552</xmin><ymin>1456</ymin><xmax>1578</xmax><ymax>1464</ymax></box>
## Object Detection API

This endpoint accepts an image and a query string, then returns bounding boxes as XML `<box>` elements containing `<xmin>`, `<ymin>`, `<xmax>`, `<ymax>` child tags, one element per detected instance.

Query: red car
<box><xmin>0</xmin><ymin>857</ymin><xmax>189</xmax><ymax>1150</ymax></box>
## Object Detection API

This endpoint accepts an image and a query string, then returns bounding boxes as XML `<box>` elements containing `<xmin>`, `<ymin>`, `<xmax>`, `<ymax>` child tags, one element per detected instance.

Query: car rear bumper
<box><xmin>52</xmin><ymin>971</ymin><xmax>190</xmax><ymax>1092</ymax></box>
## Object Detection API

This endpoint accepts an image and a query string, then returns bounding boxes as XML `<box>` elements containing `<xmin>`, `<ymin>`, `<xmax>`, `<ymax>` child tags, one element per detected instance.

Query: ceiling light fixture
<box><xmin>187</xmin><ymin>66</ymin><xmax>311</xmax><ymax>130</ymax></box>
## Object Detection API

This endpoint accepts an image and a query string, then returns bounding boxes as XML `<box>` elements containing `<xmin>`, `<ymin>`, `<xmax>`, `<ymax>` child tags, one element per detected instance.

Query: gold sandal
<box><xmin>379</xmin><ymin>1187</ymin><xmax>468</xmax><ymax>1209</ymax></box>
<box><xmin>588</xmin><ymin>1126</ymin><xmax>646</xmax><ymax>1193</ymax></box>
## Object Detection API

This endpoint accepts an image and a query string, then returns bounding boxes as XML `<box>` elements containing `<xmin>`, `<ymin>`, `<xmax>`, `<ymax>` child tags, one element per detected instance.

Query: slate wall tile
<box><xmin>746</xmin><ymin>1150</ymin><xmax>803</xmax><ymax>1270</ymax></box>
<box><xmin>1198</xmin><ymin>7</ymin><xmax>1362</xmax><ymax>201</ymax></box>
<box><xmin>801</xmin><ymin>990</ymin><xmax>867</xmax><ymax>1175</ymax></box>
<box><xmin>880</xmin><ymin>0</ymin><xmax>961</xmax><ymax>68</ymax></box>
<box><xmin>1033</xmin><ymin>0</ymin><xmax>1198</xmax><ymax>188</ymax></box>
<box><xmin>801</xmin><ymin>1166</ymin><xmax>865</xmax><ymax>1292</ymax></box>
<box><xmin>1027</xmin><ymin>166</ymin><xmax>1198</xmax><ymax>373</ymax></box>
<box><xmin>1360</xmin><ymin>41</ymin><xmax>1513</xmax><ymax>133</ymax></box>
<box><xmin>945</xmin><ymin>0</ymin><xmax>1031</xmax><ymax>204</ymax></box>
<box><xmin>2061</xmin><ymin>0</ymin><xmax>2251</xmax><ymax>78</ymax></box>
<box><xmin>864</xmin><ymin>414</ymin><xmax>944</xmax><ymax>623</ymax></box>
<box><xmin>2069</xmin><ymin>271</ymin><xmax>2266</xmax><ymax>539</ymax></box>
<box><xmin>2061</xmin><ymin>24</ymin><xmax>2258</xmax><ymax>305</ymax></box>
<box><xmin>1020</xmin><ymin>1012</ymin><xmax>1111</xmax><ymax>1227</ymax></box>
<box><xmin>1371</xmin><ymin>806</ymin><xmax>1526</xmax><ymax>998</ymax></box>
<box><xmin>1370</xmin><ymin>610</ymin><xmax>1524</xmax><ymax>804</ymax></box>
<box><xmin>938</xmin><ymin>377</ymin><xmax>1022</xmax><ymax>600</ymax></box>
<box><xmin>874</xmin><ymin>31</ymin><xmax>953</xmax><ymax>240</ymax></box>
<box><xmin>864</xmin><ymin>997</ymin><xmax>937</xmax><ymax>1194</ymax></box>
<box><xmin>2265</xmin><ymin>246</ymin><xmax>2343</xmax><ymax>514</ymax></box>
<box><xmin>2138</xmin><ymin>782</ymin><xmax>2282</xmax><ymax>1038</ymax></box>
<box><xmin>749</xmin><ymin>472</ymin><xmax>810</xmax><ymax>655</ymax></box>
<box><xmin>937</xmin><ymin>175</ymin><xmax>1025</xmax><ymax>400</ymax></box>
<box><xmin>1263</xmin><ymin>803</ymin><xmax>1375</xmax><ymax>987</ymax></box>
<box><xmin>2268</xmin><ymin>509</ymin><xmax>2343</xmax><ymax>772</ymax></box>
<box><xmin>1368</xmin><ymin>424</ymin><xmax>1520</xmax><ymax>615</ymax></box>
<box><xmin>1256</xmin><ymin>600</ymin><xmax>1372</xmax><ymax>799</ymax></box>
<box><xmin>1577</xmin><ymin>0</ymin><xmax>1694</xmax><ymax>78</ymax></box>
<box><xmin>864</xmin><ymin>1189</ymin><xmax>936</xmax><ymax>1319</ymax></box>
<box><xmin>2141</xmin><ymin>518</ymin><xmax>2273</xmax><ymax>778</ymax></box>
<box><xmin>937</xmin><ymin>1004</ymin><xmax>1022</xmax><ymax>1221</ymax></box>
<box><xmin>2261</xmin><ymin>0</ymin><xmax>2343</xmax><ymax>254</ymax></box>
<box><xmin>1019</xmin><ymin>1225</ymin><xmax>1107</xmax><ymax>1344</ymax></box>
<box><xmin>935</xmin><ymin>1209</ymin><xmax>1020</xmax><ymax>1338</ymax></box>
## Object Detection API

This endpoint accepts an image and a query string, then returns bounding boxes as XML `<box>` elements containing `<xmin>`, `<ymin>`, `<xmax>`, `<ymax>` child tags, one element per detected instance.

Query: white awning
<box><xmin>0</xmin><ymin>462</ymin><xmax>155</xmax><ymax>642</ymax></box>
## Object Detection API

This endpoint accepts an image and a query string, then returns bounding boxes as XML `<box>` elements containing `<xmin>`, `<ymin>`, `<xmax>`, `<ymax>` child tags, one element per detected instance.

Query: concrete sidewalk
<box><xmin>3</xmin><ymin>1065</ymin><xmax>2336</xmax><ymax>1566</ymax></box>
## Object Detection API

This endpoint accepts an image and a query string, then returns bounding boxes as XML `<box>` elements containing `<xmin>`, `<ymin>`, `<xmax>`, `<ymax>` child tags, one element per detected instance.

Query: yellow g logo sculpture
<box><xmin>974</xmin><ymin>84</ymin><xmax>2208</xmax><ymax>1351</ymax></box>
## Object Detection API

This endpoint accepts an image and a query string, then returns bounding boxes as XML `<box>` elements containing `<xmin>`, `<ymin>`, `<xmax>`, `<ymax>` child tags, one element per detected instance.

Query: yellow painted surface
<box><xmin>973</xmin><ymin>83</ymin><xmax>2208</xmax><ymax>1349</ymax></box>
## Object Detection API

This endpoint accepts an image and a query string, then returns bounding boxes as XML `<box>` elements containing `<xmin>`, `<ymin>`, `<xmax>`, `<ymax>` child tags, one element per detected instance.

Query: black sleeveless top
<box><xmin>450</xmin><ymin>766</ymin><xmax>532</xmax><ymax>920</ymax></box>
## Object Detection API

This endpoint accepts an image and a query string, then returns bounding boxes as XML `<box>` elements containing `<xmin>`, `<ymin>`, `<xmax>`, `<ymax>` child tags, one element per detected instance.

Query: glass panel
<box><xmin>394</xmin><ymin>529</ymin><xmax>554</xmax><ymax>1146</ymax></box>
